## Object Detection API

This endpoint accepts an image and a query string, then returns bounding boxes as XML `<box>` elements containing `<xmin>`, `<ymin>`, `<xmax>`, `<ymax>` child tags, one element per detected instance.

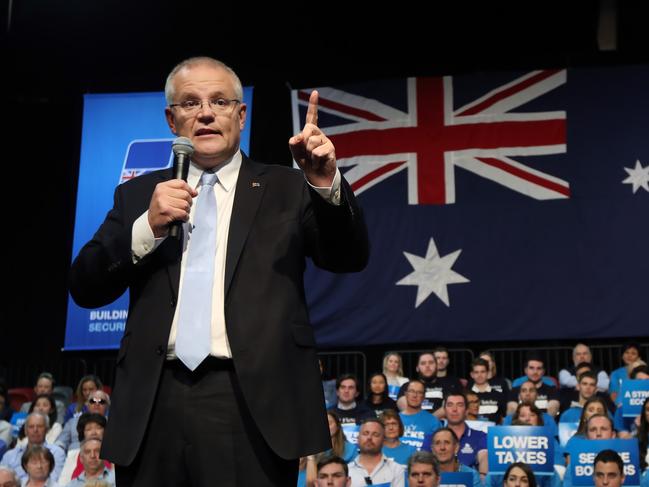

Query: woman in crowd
<box><xmin>609</xmin><ymin>343</ymin><xmax>642</xmax><ymax>403</ymax></box>
<box><xmin>503</xmin><ymin>463</ymin><xmax>537</xmax><ymax>487</ymax></box>
<box><xmin>510</xmin><ymin>403</ymin><xmax>564</xmax><ymax>467</ymax></box>
<box><xmin>363</xmin><ymin>373</ymin><xmax>398</xmax><ymax>416</ymax></box>
<box><xmin>17</xmin><ymin>395</ymin><xmax>62</xmax><ymax>446</ymax></box>
<box><xmin>380</xmin><ymin>409</ymin><xmax>415</xmax><ymax>466</ymax></box>
<box><xmin>326</xmin><ymin>411</ymin><xmax>356</xmax><ymax>463</ymax></box>
<box><xmin>63</xmin><ymin>375</ymin><xmax>102</xmax><ymax>424</ymax></box>
<box><xmin>20</xmin><ymin>445</ymin><xmax>58</xmax><ymax>487</ymax></box>
<box><xmin>382</xmin><ymin>352</ymin><xmax>409</xmax><ymax>400</ymax></box>
<box><xmin>430</xmin><ymin>427</ymin><xmax>482</xmax><ymax>487</ymax></box>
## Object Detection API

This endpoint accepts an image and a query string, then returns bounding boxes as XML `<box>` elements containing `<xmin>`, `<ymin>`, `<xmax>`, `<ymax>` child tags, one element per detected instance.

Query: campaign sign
<box><xmin>559</xmin><ymin>422</ymin><xmax>579</xmax><ymax>447</ymax></box>
<box><xmin>488</xmin><ymin>426</ymin><xmax>554</xmax><ymax>475</ymax></box>
<box><xmin>620</xmin><ymin>380</ymin><xmax>649</xmax><ymax>418</ymax></box>
<box><xmin>388</xmin><ymin>384</ymin><xmax>400</xmax><ymax>400</ymax></box>
<box><xmin>440</xmin><ymin>471</ymin><xmax>473</xmax><ymax>487</ymax></box>
<box><xmin>568</xmin><ymin>438</ymin><xmax>639</xmax><ymax>486</ymax></box>
<box><xmin>9</xmin><ymin>412</ymin><xmax>27</xmax><ymax>438</ymax></box>
<box><xmin>341</xmin><ymin>422</ymin><xmax>360</xmax><ymax>444</ymax></box>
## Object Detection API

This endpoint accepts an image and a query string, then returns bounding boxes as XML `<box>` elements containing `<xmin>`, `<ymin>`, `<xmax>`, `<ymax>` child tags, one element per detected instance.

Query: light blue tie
<box><xmin>175</xmin><ymin>171</ymin><xmax>218</xmax><ymax>370</ymax></box>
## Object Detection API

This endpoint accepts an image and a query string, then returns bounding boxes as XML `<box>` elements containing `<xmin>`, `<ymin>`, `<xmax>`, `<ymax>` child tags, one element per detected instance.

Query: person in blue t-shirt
<box><xmin>399</xmin><ymin>380</ymin><xmax>441</xmax><ymax>451</ymax></box>
<box><xmin>485</xmin><ymin>461</ymin><xmax>562</xmax><ymax>487</ymax></box>
<box><xmin>380</xmin><ymin>409</ymin><xmax>416</xmax><ymax>466</ymax></box>
<box><xmin>441</xmin><ymin>392</ymin><xmax>487</xmax><ymax>475</ymax></box>
<box><xmin>559</xmin><ymin>371</ymin><xmax>599</xmax><ymax>424</ymax></box>
<box><xmin>608</xmin><ymin>343</ymin><xmax>642</xmax><ymax>403</ymax></box>
<box><xmin>326</xmin><ymin>411</ymin><xmax>357</xmax><ymax>463</ymax></box>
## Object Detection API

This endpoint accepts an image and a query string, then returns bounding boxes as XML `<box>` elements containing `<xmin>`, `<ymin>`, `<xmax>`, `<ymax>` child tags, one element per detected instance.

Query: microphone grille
<box><xmin>172</xmin><ymin>136</ymin><xmax>194</xmax><ymax>156</ymax></box>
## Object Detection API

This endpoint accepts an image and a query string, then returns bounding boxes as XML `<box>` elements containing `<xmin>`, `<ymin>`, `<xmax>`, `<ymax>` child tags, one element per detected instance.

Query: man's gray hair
<box><xmin>26</xmin><ymin>411</ymin><xmax>50</xmax><ymax>429</ymax></box>
<box><xmin>0</xmin><ymin>466</ymin><xmax>20</xmax><ymax>485</ymax></box>
<box><xmin>164</xmin><ymin>56</ymin><xmax>243</xmax><ymax>105</ymax></box>
<box><xmin>407</xmin><ymin>451</ymin><xmax>440</xmax><ymax>476</ymax></box>
<box><xmin>80</xmin><ymin>437</ymin><xmax>102</xmax><ymax>451</ymax></box>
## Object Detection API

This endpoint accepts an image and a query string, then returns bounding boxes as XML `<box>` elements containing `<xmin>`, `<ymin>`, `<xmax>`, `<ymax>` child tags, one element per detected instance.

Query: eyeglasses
<box><xmin>88</xmin><ymin>398</ymin><xmax>107</xmax><ymax>405</ymax></box>
<box><xmin>169</xmin><ymin>98</ymin><xmax>241</xmax><ymax>115</ymax></box>
<box><xmin>406</xmin><ymin>390</ymin><xmax>425</xmax><ymax>396</ymax></box>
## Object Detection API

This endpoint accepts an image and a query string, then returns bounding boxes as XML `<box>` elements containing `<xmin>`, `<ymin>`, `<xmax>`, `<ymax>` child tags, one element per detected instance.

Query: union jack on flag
<box><xmin>119</xmin><ymin>139</ymin><xmax>174</xmax><ymax>184</ymax></box>
<box><xmin>292</xmin><ymin>69</ymin><xmax>568</xmax><ymax>204</ymax></box>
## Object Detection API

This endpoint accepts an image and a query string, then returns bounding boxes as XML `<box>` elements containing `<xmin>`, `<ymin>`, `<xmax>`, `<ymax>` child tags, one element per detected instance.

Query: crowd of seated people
<box><xmin>304</xmin><ymin>343</ymin><xmax>649</xmax><ymax>487</ymax></box>
<box><xmin>0</xmin><ymin>372</ymin><xmax>114</xmax><ymax>487</ymax></box>
<box><xmin>0</xmin><ymin>342</ymin><xmax>647</xmax><ymax>487</ymax></box>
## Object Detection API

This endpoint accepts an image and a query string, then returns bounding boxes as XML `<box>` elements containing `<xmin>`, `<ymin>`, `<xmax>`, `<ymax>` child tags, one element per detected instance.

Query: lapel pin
<box><xmin>251</xmin><ymin>182</ymin><xmax>261</xmax><ymax>188</ymax></box>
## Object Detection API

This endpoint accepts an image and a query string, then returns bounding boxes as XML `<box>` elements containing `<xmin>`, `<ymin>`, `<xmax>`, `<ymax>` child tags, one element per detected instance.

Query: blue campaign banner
<box><xmin>388</xmin><ymin>384</ymin><xmax>400</xmax><ymax>400</ymax></box>
<box><xmin>342</xmin><ymin>423</ymin><xmax>360</xmax><ymax>444</ymax></box>
<box><xmin>568</xmin><ymin>438</ymin><xmax>639</xmax><ymax>486</ymax></box>
<box><xmin>488</xmin><ymin>426</ymin><xmax>554</xmax><ymax>475</ymax></box>
<box><xmin>65</xmin><ymin>88</ymin><xmax>253</xmax><ymax>351</ymax></box>
<box><xmin>9</xmin><ymin>412</ymin><xmax>27</xmax><ymax>438</ymax></box>
<box><xmin>619</xmin><ymin>380</ymin><xmax>649</xmax><ymax>418</ymax></box>
<box><xmin>558</xmin><ymin>422</ymin><xmax>579</xmax><ymax>447</ymax></box>
<box><xmin>440</xmin><ymin>471</ymin><xmax>473</xmax><ymax>487</ymax></box>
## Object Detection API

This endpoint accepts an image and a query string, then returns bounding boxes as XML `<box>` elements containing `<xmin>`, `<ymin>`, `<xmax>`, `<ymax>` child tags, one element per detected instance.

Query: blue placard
<box><xmin>568</xmin><ymin>438</ymin><xmax>639</xmax><ymax>486</ymax></box>
<box><xmin>488</xmin><ymin>426</ymin><xmax>554</xmax><ymax>475</ymax></box>
<box><xmin>559</xmin><ymin>422</ymin><xmax>579</xmax><ymax>447</ymax></box>
<box><xmin>10</xmin><ymin>412</ymin><xmax>27</xmax><ymax>438</ymax></box>
<box><xmin>440</xmin><ymin>471</ymin><xmax>473</xmax><ymax>487</ymax></box>
<box><xmin>387</xmin><ymin>384</ymin><xmax>400</xmax><ymax>400</ymax></box>
<box><xmin>619</xmin><ymin>380</ymin><xmax>649</xmax><ymax>418</ymax></box>
<box><xmin>341</xmin><ymin>423</ymin><xmax>360</xmax><ymax>444</ymax></box>
<box><xmin>65</xmin><ymin>88</ymin><xmax>253</xmax><ymax>351</ymax></box>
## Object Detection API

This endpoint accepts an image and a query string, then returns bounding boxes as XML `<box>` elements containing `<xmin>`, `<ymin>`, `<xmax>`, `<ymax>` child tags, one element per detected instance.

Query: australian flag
<box><xmin>292</xmin><ymin>66</ymin><xmax>649</xmax><ymax>347</ymax></box>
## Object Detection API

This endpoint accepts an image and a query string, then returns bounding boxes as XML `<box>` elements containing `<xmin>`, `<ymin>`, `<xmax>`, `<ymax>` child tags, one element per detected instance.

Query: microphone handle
<box><xmin>169</xmin><ymin>152</ymin><xmax>190</xmax><ymax>239</ymax></box>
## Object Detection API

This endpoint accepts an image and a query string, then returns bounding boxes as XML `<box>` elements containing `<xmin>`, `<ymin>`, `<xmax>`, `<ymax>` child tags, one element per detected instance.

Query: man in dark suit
<box><xmin>69</xmin><ymin>56</ymin><xmax>369</xmax><ymax>486</ymax></box>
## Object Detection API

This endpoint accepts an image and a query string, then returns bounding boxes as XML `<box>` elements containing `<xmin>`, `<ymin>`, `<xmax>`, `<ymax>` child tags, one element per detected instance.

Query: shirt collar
<box><xmin>188</xmin><ymin>150</ymin><xmax>242</xmax><ymax>192</ymax></box>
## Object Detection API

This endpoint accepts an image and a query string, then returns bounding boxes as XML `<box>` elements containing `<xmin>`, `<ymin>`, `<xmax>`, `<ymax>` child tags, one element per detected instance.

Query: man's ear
<box><xmin>165</xmin><ymin>107</ymin><xmax>178</xmax><ymax>135</ymax></box>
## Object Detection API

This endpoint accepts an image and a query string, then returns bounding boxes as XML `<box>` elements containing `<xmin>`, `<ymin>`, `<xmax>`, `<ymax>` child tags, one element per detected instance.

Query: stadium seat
<box><xmin>8</xmin><ymin>387</ymin><xmax>35</xmax><ymax>411</ymax></box>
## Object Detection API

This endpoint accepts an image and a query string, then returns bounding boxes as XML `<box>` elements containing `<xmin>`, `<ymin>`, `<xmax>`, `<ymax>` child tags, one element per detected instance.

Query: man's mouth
<box><xmin>195</xmin><ymin>128</ymin><xmax>221</xmax><ymax>136</ymax></box>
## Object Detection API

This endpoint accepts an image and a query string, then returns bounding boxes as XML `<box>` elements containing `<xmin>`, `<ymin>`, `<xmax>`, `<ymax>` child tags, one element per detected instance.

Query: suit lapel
<box><xmin>224</xmin><ymin>157</ymin><xmax>266</xmax><ymax>299</ymax></box>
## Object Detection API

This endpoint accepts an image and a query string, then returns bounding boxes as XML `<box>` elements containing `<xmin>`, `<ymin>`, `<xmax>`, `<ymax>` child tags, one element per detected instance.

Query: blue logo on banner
<box><xmin>620</xmin><ymin>380</ymin><xmax>649</xmax><ymax>418</ymax></box>
<box><xmin>568</xmin><ymin>438</ymin><xmax>639</xmax><ymax>486</ymax></box>
<box><xmin>388</xmin><ymin>384</ymin><xmax>400</xmax><ymax>400</ymax></box>
<box><xmin>488</xmin><ymin>426</ymin><xmax>554</xmax><ymax>475</ymax></box>
<box><xmin>119</xmin><ymin>139</ymin><xmax>174</xmax><ymax>183</ymax></box>
<box><xmin>440</xmin><ymin>471</ymin><xmax>473</xmax><ymax>487</ymax></box>
<box><xmin>10</xmin><ymin>412</ymin><xmax>27</xmax><ymax>438</ymax></box>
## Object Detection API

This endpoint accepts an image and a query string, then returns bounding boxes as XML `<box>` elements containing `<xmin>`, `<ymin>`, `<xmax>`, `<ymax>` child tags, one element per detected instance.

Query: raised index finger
<box><xmin>305</xmin><ymin>90</ymin><xmax>319</xmax><ymax>127</ymax></box>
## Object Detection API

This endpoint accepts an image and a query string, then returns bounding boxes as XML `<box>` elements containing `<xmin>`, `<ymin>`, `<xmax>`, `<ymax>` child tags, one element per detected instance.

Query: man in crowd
<box><xmin>507</xmin><ymin>355</ymin><xmax>560</xmax><ymax>417</ymax></box>
<box><xmin>399</xmin><ymin>380</ymin><xmax>441</xmax><ymax>450</ymax></box>
<box><xmin>559</xmin><ymin>370</ymin><xmax>598</xmax><ymax>423</ymax></box>
<box><xmin>559</xmin><ymin>344</ymin><xmax>610</xmax><ymax>392</ymax></box>
<box><xmin>0</xmin><ymin>467</ymin><xmax>20</xmax><ymax>487</ymax></box>
<box><xmin>347</xmin><ymin>419</ymin><xmax>404</xmax><ymax>487</ymax></box>
<box><xmin>433</xmin><ymin>348</ymin><xmax>461</xmax><ymax>386</ymax></box>
<box><xmin>407</xmin><ymin>451</ymin><xmax>440</xmax><ymax>487</ymax></box>
<box><xmin>441</xmin><ymin>392</ymin><xmax>487</xmax><ymax>475</ymax></box>
<box><xmin>469</xmin><ymin>358</ymin><xmax>506</xmax><ymax>423</ymax></box>
<box><xmin>315</xmin><ymin>454</ymin><xmax>351</xmax><ymax>487</ymax></box>
<box><xmin>328</xmin><ymin>374</ymin><xmax>374</xmax><ymax>443</ymax></box>
<box><xmin>63</xmin><ymin>438</ymin><xmax>115</xmax><ymax>486</ymax></box>
<box><xmin>399</xmin><ymin>353</ymin><xmax>461</xmax><ymax>418</ymax></box>
<box><xmin>0</xmin><ymin>412</ymin><xmax>65</xmax><ymax>481</ymax></box>
<box><xmin>593</xmin><ymin>450</ymin><xmax>625</xmax><ymax>487</ymax></box>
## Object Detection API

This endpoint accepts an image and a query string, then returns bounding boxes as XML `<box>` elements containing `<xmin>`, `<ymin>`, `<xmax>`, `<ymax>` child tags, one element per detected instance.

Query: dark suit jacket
<box><xmin>69</xmin><ymin>156</ymin><xmax>369</xmax><ymax>465</ymax></box>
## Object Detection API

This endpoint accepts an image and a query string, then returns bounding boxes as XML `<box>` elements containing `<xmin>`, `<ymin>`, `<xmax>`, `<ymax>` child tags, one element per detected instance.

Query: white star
<box><xmin>622</xmin><ymin>160</ymin><xmax>649</xmax><ymax>193</ymax></box>
<box><xmin>396</xmin><ymin>237</ymin><xmax>469</xmax><ymax>308</ymax></box>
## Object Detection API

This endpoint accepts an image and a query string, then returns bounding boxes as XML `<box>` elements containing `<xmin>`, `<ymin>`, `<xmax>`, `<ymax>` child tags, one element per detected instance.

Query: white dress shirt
<box><xmin>131</xmin><ymin>150</ymin><xmax>341</xmax><ymax>359</ymax></box>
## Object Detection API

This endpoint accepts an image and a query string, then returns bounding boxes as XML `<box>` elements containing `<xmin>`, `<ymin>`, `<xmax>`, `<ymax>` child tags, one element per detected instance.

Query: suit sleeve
<box><xmin>68</xmin><ymin>184</ymin><xmax>137</xmax><ymax>309</ymax></box>
<box><xmin>302</xmin><ymin>174</ymin><xmax>370</xmax><ymax>273</ymax></box>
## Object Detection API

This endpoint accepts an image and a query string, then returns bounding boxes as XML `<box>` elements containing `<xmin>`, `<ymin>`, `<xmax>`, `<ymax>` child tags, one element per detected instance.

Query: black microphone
<box><xmin>169</xmin><ymin>136</ymin><xmax>194</xmax><ymax>239</ymax></box>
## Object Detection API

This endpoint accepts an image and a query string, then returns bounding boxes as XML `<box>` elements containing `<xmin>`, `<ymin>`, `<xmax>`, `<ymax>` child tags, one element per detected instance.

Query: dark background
<box><xmin>2</xmin><ymin>1</ymin><xmax>647</xmax><ymax>385</ymax></box>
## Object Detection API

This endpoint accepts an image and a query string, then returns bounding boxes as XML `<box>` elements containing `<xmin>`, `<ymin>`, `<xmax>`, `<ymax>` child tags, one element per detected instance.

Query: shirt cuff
<box><xmin>306</xmin><ymin>168</ymin><xmax>342</xmax><ymax>206</ymax></box>
<box><xmin>131</xmin><ymin>211</ymin><xmax>165</xmax><ymax>263</ymax></box>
